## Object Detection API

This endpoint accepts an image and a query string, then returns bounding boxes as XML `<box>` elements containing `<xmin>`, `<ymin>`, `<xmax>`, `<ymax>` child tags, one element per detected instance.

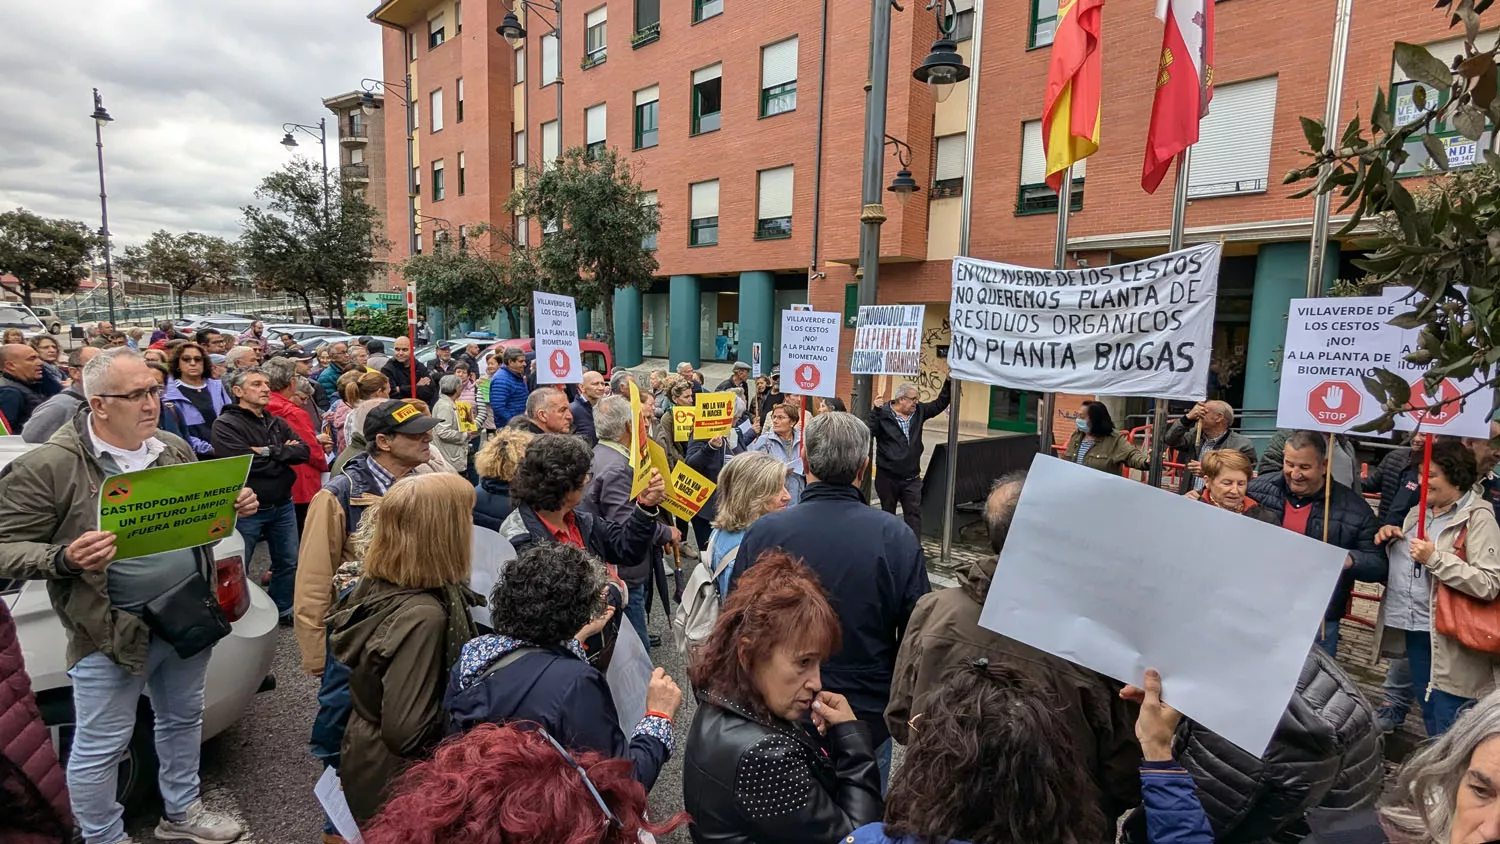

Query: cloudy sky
<box><xmin>0</xmin><ymin>0</ymin><xmax>382</xmax><ymax>248</ymax></box>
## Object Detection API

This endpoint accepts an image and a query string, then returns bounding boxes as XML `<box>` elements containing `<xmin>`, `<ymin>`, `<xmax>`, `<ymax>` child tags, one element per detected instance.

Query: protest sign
<box><xmin>751</xmin><ymin>342</ymin><xmax>763</xmax><ymax>378</ymax></box>
<box><xmin>629</xmin><ymin>381</ymin><xmax>652</xmax><ymax>499</ymax></box>
<box><xmin>1383</xmin><ymin>288</ymin><xmax>1493</xmax><ymax>438</ymax></box>
<box><xmin>672</xmin><ymin>406</ymin><xmax>694</xmax><ymax>442</ymax></box>
<box><xmin>456</xmin><ymin>401</ymin><xmax>478</xmax><ymax>433</ymax></box>
<box><xmin>780</xmin><ymin>310</ymin><xmax>841</xmax><ymax>399</ymax></box>
<box><xmin>949</xmin><ymin>243</ymin><xmax>1221</xmax><ymax>401</ymax></box>
<box><xmin>852</xmin><ymin>304</ymin><xmax>925</xmax><ymax>376</ymax></box>
<box><xmin>980</xmin><ymin>456</ymin><xmax>1346</xmax><ymax>756</ymax></box>
<box><xmin>533</xmin><ymin>291</ymin><xmax>582</xmax><ymax>385</ymax></box>
<box><xmin>661</xmin><ymin>461</ymin><xmax>717</xmax><ymax>522</ymax></box>
<box><xmin>468</xmin><ymin>527</ymin><xmax>517</xmax><ymax>629</ymax></box>
<box><xmin>694</xmin><ymin>391</ymin><xmax>735</xmax><ymax>438</ymax></box>
<box><xmin>98</xmin><ymin>456</ymin><xmax>253</xmax><ymax>560</ymax></box>
<box><xmin>605</xmin><ymin>616</ymin><xmax>652</xmax><ymax>734</ymax></box>
<box><xmin>646</xmin><ymin>438</ymin><xmax>670</xmax><ymax>482</ymax></box>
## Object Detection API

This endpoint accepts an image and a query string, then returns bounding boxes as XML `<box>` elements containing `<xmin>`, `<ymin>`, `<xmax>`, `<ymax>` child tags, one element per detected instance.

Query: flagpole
<box><xmin>1306</xmin><ymin>0</ymin><xmax>1354</xmax><ymax>297</ymax></box>
<box><xmin>1148</xmin><ymin>148</ymin><xmax>1192</xmax><ymax>488</ymax></box>
<box><xmin>1038</xmin><ymin>166</ymin><xmax>1073</xmax><ymax>458</ymax></box>
<box><xmin>940</xmin><ymin>0</ymin><xmax>985</xmax><ymax>566</ymax></box>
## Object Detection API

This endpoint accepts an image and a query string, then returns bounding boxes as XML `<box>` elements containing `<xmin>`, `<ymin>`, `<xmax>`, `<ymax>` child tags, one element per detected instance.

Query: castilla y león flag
<box><xmin>1043</xmin><ymin>0</ymin><xmax>1105</xmax><ymax>191</ymax></box>
<box><xmin>1141</xmin><ymin>0</ymin><xmax>1215</xmax><ymax>193</ymax></box>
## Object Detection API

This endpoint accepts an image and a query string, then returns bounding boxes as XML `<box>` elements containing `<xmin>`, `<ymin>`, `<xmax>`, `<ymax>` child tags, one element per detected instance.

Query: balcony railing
<box><xmin>631</xmin><ymin>21</ymin><xmax>660</xmax><ymax>48</ymax></box>
<box><xmin>342</xmin><ymin>163</ymin><xmax>371</xmax><ymax>181</ymax></box>
<box><xmin>340</xmin><ymin>124</ymin><xmax>370</xmax><ymax>143</ymax></box>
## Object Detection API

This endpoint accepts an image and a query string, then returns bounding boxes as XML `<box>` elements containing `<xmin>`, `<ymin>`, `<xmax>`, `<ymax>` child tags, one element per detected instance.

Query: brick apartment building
<box><xmin>323</xmin><ymin>90</ymin><xmax>389</xmax><ymax>214</ymax></box>
<box><xmin>368</xmin><ymin>0</ymin><xmax>1479</xmax><ymax>438</ymax></box>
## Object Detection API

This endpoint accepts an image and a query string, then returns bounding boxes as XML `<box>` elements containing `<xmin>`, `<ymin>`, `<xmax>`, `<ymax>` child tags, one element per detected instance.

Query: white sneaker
<box><xmin>153</xmin><ymin>800</ymin><xmax>244</xmax><ymax>843</ymax></box>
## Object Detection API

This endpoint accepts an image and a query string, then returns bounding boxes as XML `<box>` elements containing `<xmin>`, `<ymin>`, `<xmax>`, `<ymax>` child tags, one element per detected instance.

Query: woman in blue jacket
<box><xmin>853</xmin><ymin>663</ymin><xmax>1212</xmax><ymax>844</ymax></box>
<box><xmin>162</xmin><ymin>341</ymin><xmax>231</xmax><ymax>455</ymax></box>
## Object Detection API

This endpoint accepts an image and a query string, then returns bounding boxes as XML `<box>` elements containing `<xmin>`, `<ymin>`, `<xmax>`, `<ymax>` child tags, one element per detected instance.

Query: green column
<box><xmin>427</xmin><ymin>307</ymin><xmax>446</xmax><ymax>340</ymax></box>
<box><xmin>738</xmin><ymin>271</ymin><xmax>775</xmax><ymax>368</ymax></box>
<box><xmin>669</xmin><ymin>275</ymin><xmax>700</xmax><ymax>367</ymax></box>
<box><xmin>1242</xmin><ymin>241</ymin><xmax>1340</xmax><ymax>432</ymax></box>
<box><xmin>614</xmin><ymin>287</ymin><xmax>643</xmax><ymax>367</ymax></box>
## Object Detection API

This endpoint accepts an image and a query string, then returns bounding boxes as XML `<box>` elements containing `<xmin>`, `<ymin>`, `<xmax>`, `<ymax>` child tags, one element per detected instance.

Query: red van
<box><xmin>488</xmin><ymin>337</ymin><xmax>614</xmax><ymax>375</ymax></box>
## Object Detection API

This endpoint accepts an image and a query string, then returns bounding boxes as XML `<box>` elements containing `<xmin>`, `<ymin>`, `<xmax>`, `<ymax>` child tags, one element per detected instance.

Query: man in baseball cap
<box><xmin>363</xmin><ymin>399</ymin><xmax>440</xmax><ymax>441</ymax></box>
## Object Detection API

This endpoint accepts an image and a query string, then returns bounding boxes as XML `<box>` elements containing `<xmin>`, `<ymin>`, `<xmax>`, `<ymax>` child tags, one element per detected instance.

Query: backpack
<box><xmin>672</xmin><ymin>535</ymin><xmax>738</xmax><ymax>656</ymax></box>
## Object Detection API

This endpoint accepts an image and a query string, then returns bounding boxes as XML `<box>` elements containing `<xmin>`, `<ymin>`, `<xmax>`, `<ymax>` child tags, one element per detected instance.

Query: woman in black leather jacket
<box><xmin>683</xmin><ymin>552</ymin><xmax>883</xmax><ymax>843</ymax></box>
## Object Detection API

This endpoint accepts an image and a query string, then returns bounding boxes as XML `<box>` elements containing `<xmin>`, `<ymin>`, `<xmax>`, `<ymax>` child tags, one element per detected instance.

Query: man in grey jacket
<box><xmin>23</xmin><ymin>346</ymin><xmax>100</xmax><ymax>443</ymax></box>
<box><xmin>1162</xmin><ymin>400</ymin><xmax>1258</xmax><ymax>494</ymax></box>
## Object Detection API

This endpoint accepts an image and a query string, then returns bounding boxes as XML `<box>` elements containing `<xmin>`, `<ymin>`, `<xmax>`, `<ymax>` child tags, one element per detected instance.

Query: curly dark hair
<box><xmin>167</xmin><ymin>341</ymin><xmax>209</xmax><ymax>380</ymax></box>
<box><xmin>490</xmin><ymin>544</ymin><xmax>604</xmax><ymax>646</ymax></box>
<box><xmin>882</xmin><ymin>660</ymin><xmax>1107</xmax><ymax>844</ymax></box>
<box><xmin>510</xmin><ymin>433</ymin><xmax>592</xmax><ymax>511</ymax></box>
<box><xmin>1430</xmin><ymin>436</ymin><xmax>1479</xmax><ymax>493</ymax></box>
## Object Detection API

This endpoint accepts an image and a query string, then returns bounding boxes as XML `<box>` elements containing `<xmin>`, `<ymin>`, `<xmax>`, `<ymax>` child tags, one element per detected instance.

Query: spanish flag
<box><xmin>1043</xmin><ymin>0</ymin><xmax>1106</xmax><ymax>191</ymax></box>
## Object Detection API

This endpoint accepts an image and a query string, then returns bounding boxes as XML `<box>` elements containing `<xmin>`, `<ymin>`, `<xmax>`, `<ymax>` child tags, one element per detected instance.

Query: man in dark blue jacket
<box><xmin>0</xmin><ymin>342</ymin><xmax>63</xmax><ymax>434</ymax></box>
<box><xmin>866</xmin><ymin>378</ymin><xmax>951</xmax><ymax>537</ymax></box>
<box><xmin>488</xmin><ymin>347</ymin><xmax>530</xmax><ymax>426</ymax></box>
<box><xmin>730</xmin><ymin>410</ymin><xmax>930</xmax><ymax>788</ymax></box>
<box><xmin>570</xmin><ymin>370</ymin><xmax>607</xmax><ymax>446</ymax></box>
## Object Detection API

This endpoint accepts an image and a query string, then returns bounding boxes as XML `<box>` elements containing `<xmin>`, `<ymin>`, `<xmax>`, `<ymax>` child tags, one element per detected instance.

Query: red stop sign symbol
<box><xmin>549</xmin><ymin>349</ymin><xmax>571</xmax><ymax>379</ymax></box>
<box><xmin>1407</xmin><ymin>378</ymin><xmax>1462</xmax><ymax>426</ymax></box>
<box><xmin>1307</xmin><ymin>380</ymin><xmax>1361</xmax><ymax>427</ymax></box>
<box><xmin>794</xmin><ymin>363</ymin><xmax>820</xmax><ymax>391</ymax></box>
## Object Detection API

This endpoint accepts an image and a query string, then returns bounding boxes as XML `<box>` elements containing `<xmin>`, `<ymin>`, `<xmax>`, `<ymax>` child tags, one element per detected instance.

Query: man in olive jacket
<box><xmin>885</xmin><ymin>472</ymin><xmax>1143</xmax><ymax>823</ymax></box>
<box><xmin>0</xmin><ymin>348</ymin><xmax>256</xmax><ymax>844</ymax></box>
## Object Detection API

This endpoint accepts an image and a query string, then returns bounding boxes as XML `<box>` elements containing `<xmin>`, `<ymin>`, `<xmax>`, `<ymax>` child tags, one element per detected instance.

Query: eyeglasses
<box><xmin>97</xmin><ymin>386</ymin><xmax>164</xmax><ymax>403</ymax></box>
<box><xmin>537</xmin><ymin>727</ymin><xmax>621</xmax><ymax>832</ymax></box>
<box><xmin>179</xmin><ymin>356</ymin><xmax>204</xmax><ymax>363</ymax></box>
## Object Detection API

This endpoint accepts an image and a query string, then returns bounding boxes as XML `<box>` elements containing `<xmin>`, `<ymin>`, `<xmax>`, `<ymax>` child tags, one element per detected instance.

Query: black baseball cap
<box><xmin>364</xmin><ymin>399</ymin><xmax>439</xmax><ymax>439</ymax></box>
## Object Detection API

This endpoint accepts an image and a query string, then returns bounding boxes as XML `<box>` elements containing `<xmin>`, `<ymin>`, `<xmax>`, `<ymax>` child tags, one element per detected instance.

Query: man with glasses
<box><xmin>194</xmin><ymin>328</ymin><xmax>226</xmax><ymax>355</ymax></box>
<box><xmin>23</xmin><ymin>345</ymin><xmax>101</xmax><ymax>443</ymax></box>
<box><xmin>867</xmin><ymin>378</ymin><xmax>952</xmax><ymax>538</ymax></box>
<box><xmin>381</xmin><ymin>336</ymin><xmax>434</xmax><ymax>405</ymax></box>
<box><xmin>212</xmin><ymin>367</ymin><xmax>311</xmax><ymax>622</ymax></box>
<box><xmin>318</xmin><ymin>341</ymin><xmax>352</xmax><ymax>397</ymax></box>
<box><xmin>0</xmin><ymin>347</ymin><xmax>258</xmax><ymax>844</ymax></box>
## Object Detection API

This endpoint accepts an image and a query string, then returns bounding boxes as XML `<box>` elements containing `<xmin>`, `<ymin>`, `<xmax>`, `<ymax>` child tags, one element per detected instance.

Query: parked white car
<box><xmin>0</xmin><ymin>439</ymin><xmax>279</xmax><ymax>809</ymax></box>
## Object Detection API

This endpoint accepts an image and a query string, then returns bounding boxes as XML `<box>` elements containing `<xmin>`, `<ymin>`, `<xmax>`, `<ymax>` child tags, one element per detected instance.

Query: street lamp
<box><xmin>362</xmin><ymin>77</ymin><xmax>418</xmax><ymax>261</ymax></box>
<box><xmin>91</xmin><ymin>88</ymin><xmax>118</xmax><ymax>325</ymax></box>
<box><xmin>279</xmin><ymin>119</ymin><xmax>330</xmax><ymax>220</ymax></box>
<box><xmin>497</xmin><ymin>0</ymin><xmax>564</xmax><ymax>166</ymax></box>
<box><xmin>884</xmin><ymin>135</ymin><xmax>920</xmax><ymax>205</ymax></box>
<box><xmin>913</xmin><ymin>0</ymin><xmax>971</xmax><ymax>103</ymax></box>
<box><xmin>498</xmin><ymin>11</ymin><xmax>526</xmax><ymax>46</ymax></box>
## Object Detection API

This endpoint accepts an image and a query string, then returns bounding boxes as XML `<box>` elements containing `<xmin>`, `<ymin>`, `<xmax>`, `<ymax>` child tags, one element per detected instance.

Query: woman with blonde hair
<box><xmin>472</xmin><ymin>425</ymin><xmax>535</xmax><ymax>529</ymax></box>
<box><xmin>327</xmin><ymin>472</ymin><xmax>481</xmax><ymax>824</ymax></box>
<box><xmin>706</xmin><ymin>452</ymin><xmax>793</xmax><ymax>597</ymax></box>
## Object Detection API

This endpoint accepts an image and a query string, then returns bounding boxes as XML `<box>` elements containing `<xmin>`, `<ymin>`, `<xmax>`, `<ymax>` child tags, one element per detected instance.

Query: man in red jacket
<box><xmin>264</xmin><ymin>357</ymin><xmax>331</xmax><ymax>534</ymax></box>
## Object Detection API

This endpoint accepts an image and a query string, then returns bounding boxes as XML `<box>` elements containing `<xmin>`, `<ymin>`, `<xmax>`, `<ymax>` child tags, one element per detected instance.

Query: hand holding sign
<box><xmin>66</xmin><ymin>531</ymin><xmax>118</xmax><ymax>571</ymax></box>
<box><xmin>234</xmin><ymin>487</ymin><xmax>259</xmax><ymax>518</ymax></box>
<box><xmin>639</xmin><ymin>469</ymin><xmax>666</xmax><ymax>508</ymax></box>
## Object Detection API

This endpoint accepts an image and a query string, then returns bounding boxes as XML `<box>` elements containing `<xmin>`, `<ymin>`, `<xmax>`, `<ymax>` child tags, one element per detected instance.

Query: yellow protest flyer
<box><xmin>693</xmin><ymin>391</ymin><xmax>735</xmax><ymax>438</ymax></box>
<box><xmin>456</xmin><ymin>401</ymin><xmax>478</xmax><ymax>433</ymax></box>
<box><xmin>646</xmin><ymin>439</ymin><xmax>670</xmax><ymax>480</ymax></box>
<box><xmin>661</xmin><ymin>461</ymin><xmax>717</xmax><ymax>522</ymax></box>
<box><xmin>671</xmin><ymin>406</ymin><xmax>695</xmax><ymax>442</ymax></box>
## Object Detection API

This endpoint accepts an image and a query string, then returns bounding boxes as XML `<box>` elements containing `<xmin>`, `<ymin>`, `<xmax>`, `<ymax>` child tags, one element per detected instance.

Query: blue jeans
<box><xmin>1406</xmin><ymin>628</ymin><xmax>1478</xmax><ymax>735</ymax></box>
<box><xmin>625</xmin><ymin>584</ymin><xmax>650</xmax><ymax>653</ymax></box>
<box><xmin>67</xmin><ymin>636</ymin><xmax>212</xmax><ymax>844</ymax></box>
<box><xmin>876</xmin><ymin>737</ymin><xmax>893</xmax><ymax>794</ymax></box>
<box><xmin>236</xmin><ymin>500</ymin><xmax>300</xmax><ymax>614</ymax></box>
<box><xmin>1382</xmin><ymin>658</ymin><xmax>1414</xmax><ymax>720</ymax></box>
<box><xmin>1318</xmin><ymin>619</ymin><xmax>1341</xmax><ymax>658</ymax></box>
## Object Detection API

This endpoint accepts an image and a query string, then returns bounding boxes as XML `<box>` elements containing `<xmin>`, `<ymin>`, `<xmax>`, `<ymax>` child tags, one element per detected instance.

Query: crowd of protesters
<box><xmin>9</xmin><ymin>332</ymin><xmax>1500</xmax><ymax>844</ymax></box>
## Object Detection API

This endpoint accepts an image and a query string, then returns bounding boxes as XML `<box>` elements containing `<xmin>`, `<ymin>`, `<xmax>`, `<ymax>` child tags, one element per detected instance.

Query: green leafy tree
<box><xmin>0</xmin><ymin>208</ymin><xmax>98</xmax><ymax>306</ymax></box>
<box><xmin>239</xmin><ymin>159</ymin><xmax>386</xmax><ymax>323</ymax></box>
<box><xmin>344</xmin><ymin>306</ymin><xmax>407</xmax><ymax>338</ymax></box>
<box><xmin>1286</xmin><ymin>0</ymin><xmax>1500</xmax><ymax>430</ymax></box>
<box><xmin>117</xmin><ymin>230</ymin><xmax>240</xmax><ymax>318</ymax></box>
<box><xmin>508</xmin><ymin>146</ymin><xmax>660</xmax><ymax>358</ymax></box>
<box><xmin>399</xmin><ymin>224</ymin><xmax>533</xmax><ymax>336</ymax></box>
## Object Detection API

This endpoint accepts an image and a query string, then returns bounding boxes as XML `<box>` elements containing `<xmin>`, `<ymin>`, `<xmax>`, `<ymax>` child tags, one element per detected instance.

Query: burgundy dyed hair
<box><xmin>688</xmin><ymin>551</ymin><xmax>842</xmax><ymax>721</ymax></box>
<box><xmin>363</xmin><ymin>723</ymin><xmax>686</xmax><ymax>844</ymax></box>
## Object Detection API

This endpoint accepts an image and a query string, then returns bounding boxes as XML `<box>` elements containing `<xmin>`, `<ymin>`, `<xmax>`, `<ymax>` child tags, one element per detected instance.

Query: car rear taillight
<box><xmin>215</xmin><ymin>555</ymin><xmax>250</xmax><ymax>623</ymax></box>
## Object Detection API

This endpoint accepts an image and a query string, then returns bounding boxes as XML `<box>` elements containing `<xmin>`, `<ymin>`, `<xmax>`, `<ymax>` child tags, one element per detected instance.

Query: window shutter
<box><xmin>457</xmin><ymin>78</ymin><xmax>464</xmax><ymax>101</ymax></box>
<box><xmin>542</xmin><ymin>120</ymin><xmax>560</xmax><ymax>161</ymax></box>
<box><xmin>586</xmin><ymin>7</ymin><xmax>607</xmax><ymax>28</ymax></box>
<box><xmin>430</xmin><ymin>89</ymin><xmax>443</xmax><ymax>131</ymax></box>
<box><xmin>1020</xmin><ymin>121</ymin><xmax>1046</xmax><ymax>185</ymax></box>
<box><xmin>1188</xmin><ymin>76</ymin><xmax>1278</xmax><ymax>198</ymax></box>
<box><xmin>691</xmin><ymin>181</ymin><xmax>719</xmax><ymax>219</ymax></box>
<box><xmin>952</xmin><ymin>0</ymin><xmax>974</xmax><ymax>10</ymax></box>
<box><xmin>935</xmin><ymin>134</ymin><xmax>967</xmax><ymax>181</ymax></box>
<box><xmin>515</xmin><ymin>130</ymin><xmax>527</xmax><ymax>165</ymax></box>
<box><xmin>693</xmin><ymin>63</ymin><xmax>722</xmax><ymax>85</ymax></box>
<box><xmin>635</xmin><ymin>85</ymin><xmax>659</xmax><ymax>106</ymax></box>
<box><xmin>515</xmin><ymin>46</ymin><xmax>526</xmax><ymax>83</ymax></box>
<box><xmin>1393</xmin><ymin>32</ymin><xmax>1500</xmax><ymax>83</ymax></box>
<box><xmin>542</xmin><ymin>34</ymin><xmax>559</xmax><ymax>82</ymax></box>
<box><xmin>758</xmin><ymin>166</ymin><xmax>794</xmax><ymax>219</ymax></box>
<box><xmin>586</xmin><ymin>104</ymin><xmax>607</xmax><ymax>144</ymax></box>
<box><xmin>642</xmin><ymin>190</ymin><xmax>658</xmax><ymax>206</ymax></box>
<box><xmin>762</xmin><ymin>38</ymin><xmax>798</xmax><ymax>88</ymax></box>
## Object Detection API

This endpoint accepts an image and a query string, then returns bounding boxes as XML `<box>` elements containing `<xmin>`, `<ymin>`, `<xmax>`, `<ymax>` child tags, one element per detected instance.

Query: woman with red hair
<box><xmin>362</xmin><ymin>722</ymin><xmax>685</xmax><ymax>844</ymax></box>
<box><xmin>683</xmin><ymin>552</ymin><xmax>882</xmax><ymax>843</ymax></box>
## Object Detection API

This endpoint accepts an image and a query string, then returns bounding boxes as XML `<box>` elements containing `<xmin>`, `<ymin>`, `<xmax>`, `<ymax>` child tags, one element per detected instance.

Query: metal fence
<box><xmin>49</xmin><ymin>285</ymin><xmax>313</xmax><ymax>327</ymax></box>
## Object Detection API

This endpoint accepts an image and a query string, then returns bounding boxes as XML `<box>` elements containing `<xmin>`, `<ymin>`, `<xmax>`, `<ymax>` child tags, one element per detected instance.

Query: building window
<box><xmin>516</xmin><ymin>215</ymin><xmax>530</xmax><ymax>246</ymax></box>
<box><xmin>457</xmin><ymin>78</ymin><xmax>464</xmax><ymax>122</ymax></box>
<box><xmin>413</xmin><ymin>96</ymin><xmax>419</xmax><ymax>130</ymax></box>
<box><xmin>542</xmin><ymin>33</ymin><xmax>560</xmax><ymax>85</ymax></box>
<box><xmin>1029</xmin><ymin>0</ymin><xmax>1057</xmax><ymax>48</ymax></box>
<box><xmin>1389</xmin><ymin>35</ymin><xmax>1496</xmax><ymax>175</ymax></box>
<box><xmin>634</xmin><ymin>85</ymin><xmax>659</xmax><ymax>149</ymax></box>
<box><xmin>760</xmin><ymin>37</ymin><xmax>798</xmax><ymax>117</ymax></box>
<box><xmin>951</xmin><ymin>0</ymin><xmax>974</xmax><ymax>41</ymax></box>
<box><xmin>1016</xmin><ymin>120</ymin><xmax>1084</xmax><ymax>214</ymax></box>
<box><xmin>411</xmin><ymin>165</ymin><xmax>420</xmax><ymax>195</ymax></box>
<box><xmin>756</xmin><ymin>165</ymin><xmax>793</xmax><ymax>239</ymax></box>
<box><xmin>689</xmin><ymin>180</ymin><xmax>719</xmax><ymax>246</ymax></box>
<box><xmin>458</xmin><ymin>151</ymin><xmax>467</xmax><ymax>195</ymax></box>
<box><xmin>429</xmin><ymin>13</ymin><xmax>446</xmax><ymax>48</ymax></box>
<box><xmin>515</xmin><ymin>129</ymin><xmax>527</xmax><ymax>165</ymax></box>
<box><xmin>415</xmin><ymin>232</ymin><xmax>423</xmax><ymax>255</ymax></box>
<box><xmin>692</xmin><ymin>64</ymin><xmax>722</xmax><ymax>135</ymax></box>
<box><xmin>641</xmin><ymin>190</ymin><xmax>658</xmax><ymax>250</ymax></box>
<box><xmin>430</xmin><ymin>88</ymin><xmax>444</xmax><ymax>132</ymax></box>
<box><xmin>542</xmin><ymin>119</ymin><xmax>560</xmax><ymax>166</ymax></box>
<box><xmin>585</xmin><ymin>7</ymin><xmax>607</xmax><ymax>66</ymax></box>
<box><xmin>409</xmin><ymin>30</ymin><xmax>419</xmax><ymax>61</ymax></box>
<box><xmin>455</xmin><ymin>0</ymin><xmax>463</xmax><ymax>33</ymax></box>
<box><xmin>458</xmin><ymin>224</ymin><xmax>468</xmax><ymax>251</ymax></box>
<box><xmin>432</xmin><ymin>160</ymin><xmax>446</xmax><ymax>201</ymax></box>
<box><xmin>1187</xmin><ymin>76</ymin><xmax>1279</xmax><ymax>198</ymax></box>
<box><xmin>349</xmin><ymin>147</ymin><xmax>364</xmax><ymax>165</ymax></box>
<box><xmin>586</xmin><ymin>103</ymin><xmax>607</xmax><ymax>158</ymax></box>
<box><xmin>348</xmin><ymin>111</ymin><xmax>365</xmax><ymax>136</ymax></box>
<box><xmin>635</xmin><ymin>0</ymin><xmax>660</xmax><ymax>44</ymax></box>
<box><xmin>694</xmin><ymin>0</ymin><xmax>723</xmax><ymax>23</ymax></box>
<box><xmin>933</xmin><ymin>133</ymin><xmax>966</xmax><ymax>196</ymax></box>
<box><xmin>516</xmin><ymin>46</ymin><xmax>526</xmax><ymax>84</ymax></box>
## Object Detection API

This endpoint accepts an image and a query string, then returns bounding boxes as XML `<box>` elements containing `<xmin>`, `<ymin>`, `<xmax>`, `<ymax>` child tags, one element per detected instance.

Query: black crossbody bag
<box><xmin>142</xmin><ymin>566</ymin><xmax>231</xmax><ymax>659</ymax></box>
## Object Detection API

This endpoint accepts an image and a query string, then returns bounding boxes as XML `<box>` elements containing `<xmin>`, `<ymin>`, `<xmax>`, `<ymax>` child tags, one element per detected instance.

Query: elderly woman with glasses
<box><xmin>162</xmin><ymin>341</ymin><xmax>231</xmax><ymax>456</ymax></box>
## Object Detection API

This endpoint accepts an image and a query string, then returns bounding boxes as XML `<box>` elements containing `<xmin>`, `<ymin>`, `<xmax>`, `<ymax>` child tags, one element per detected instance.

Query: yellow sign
<box><xmin>661</xmin><ymin>461</ymin><xmax>717</xmax><ymax>522</ymax></box>
<box><xmin>693</xmin><ymin>391</ymin><xmax>735</xmax><ymax>439</ymax></box>
<box><xmin>672</xmin><ymin>406</ymin><xmax>695</xmax><ymax>442</ymax></box>
<box><xmin>646</xmin><ymin>438</ymin><xmax>670</xmax><ymax>481</ymax></box>
<box><xmin>629</xmin><ymin>382</ymin><xmax>649</xmax><ymax>499</ymax></box>
<box><xmin>456</xmin><ymin>401</ymin><xmax>478</xmax><ymax>433</ymax></box>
